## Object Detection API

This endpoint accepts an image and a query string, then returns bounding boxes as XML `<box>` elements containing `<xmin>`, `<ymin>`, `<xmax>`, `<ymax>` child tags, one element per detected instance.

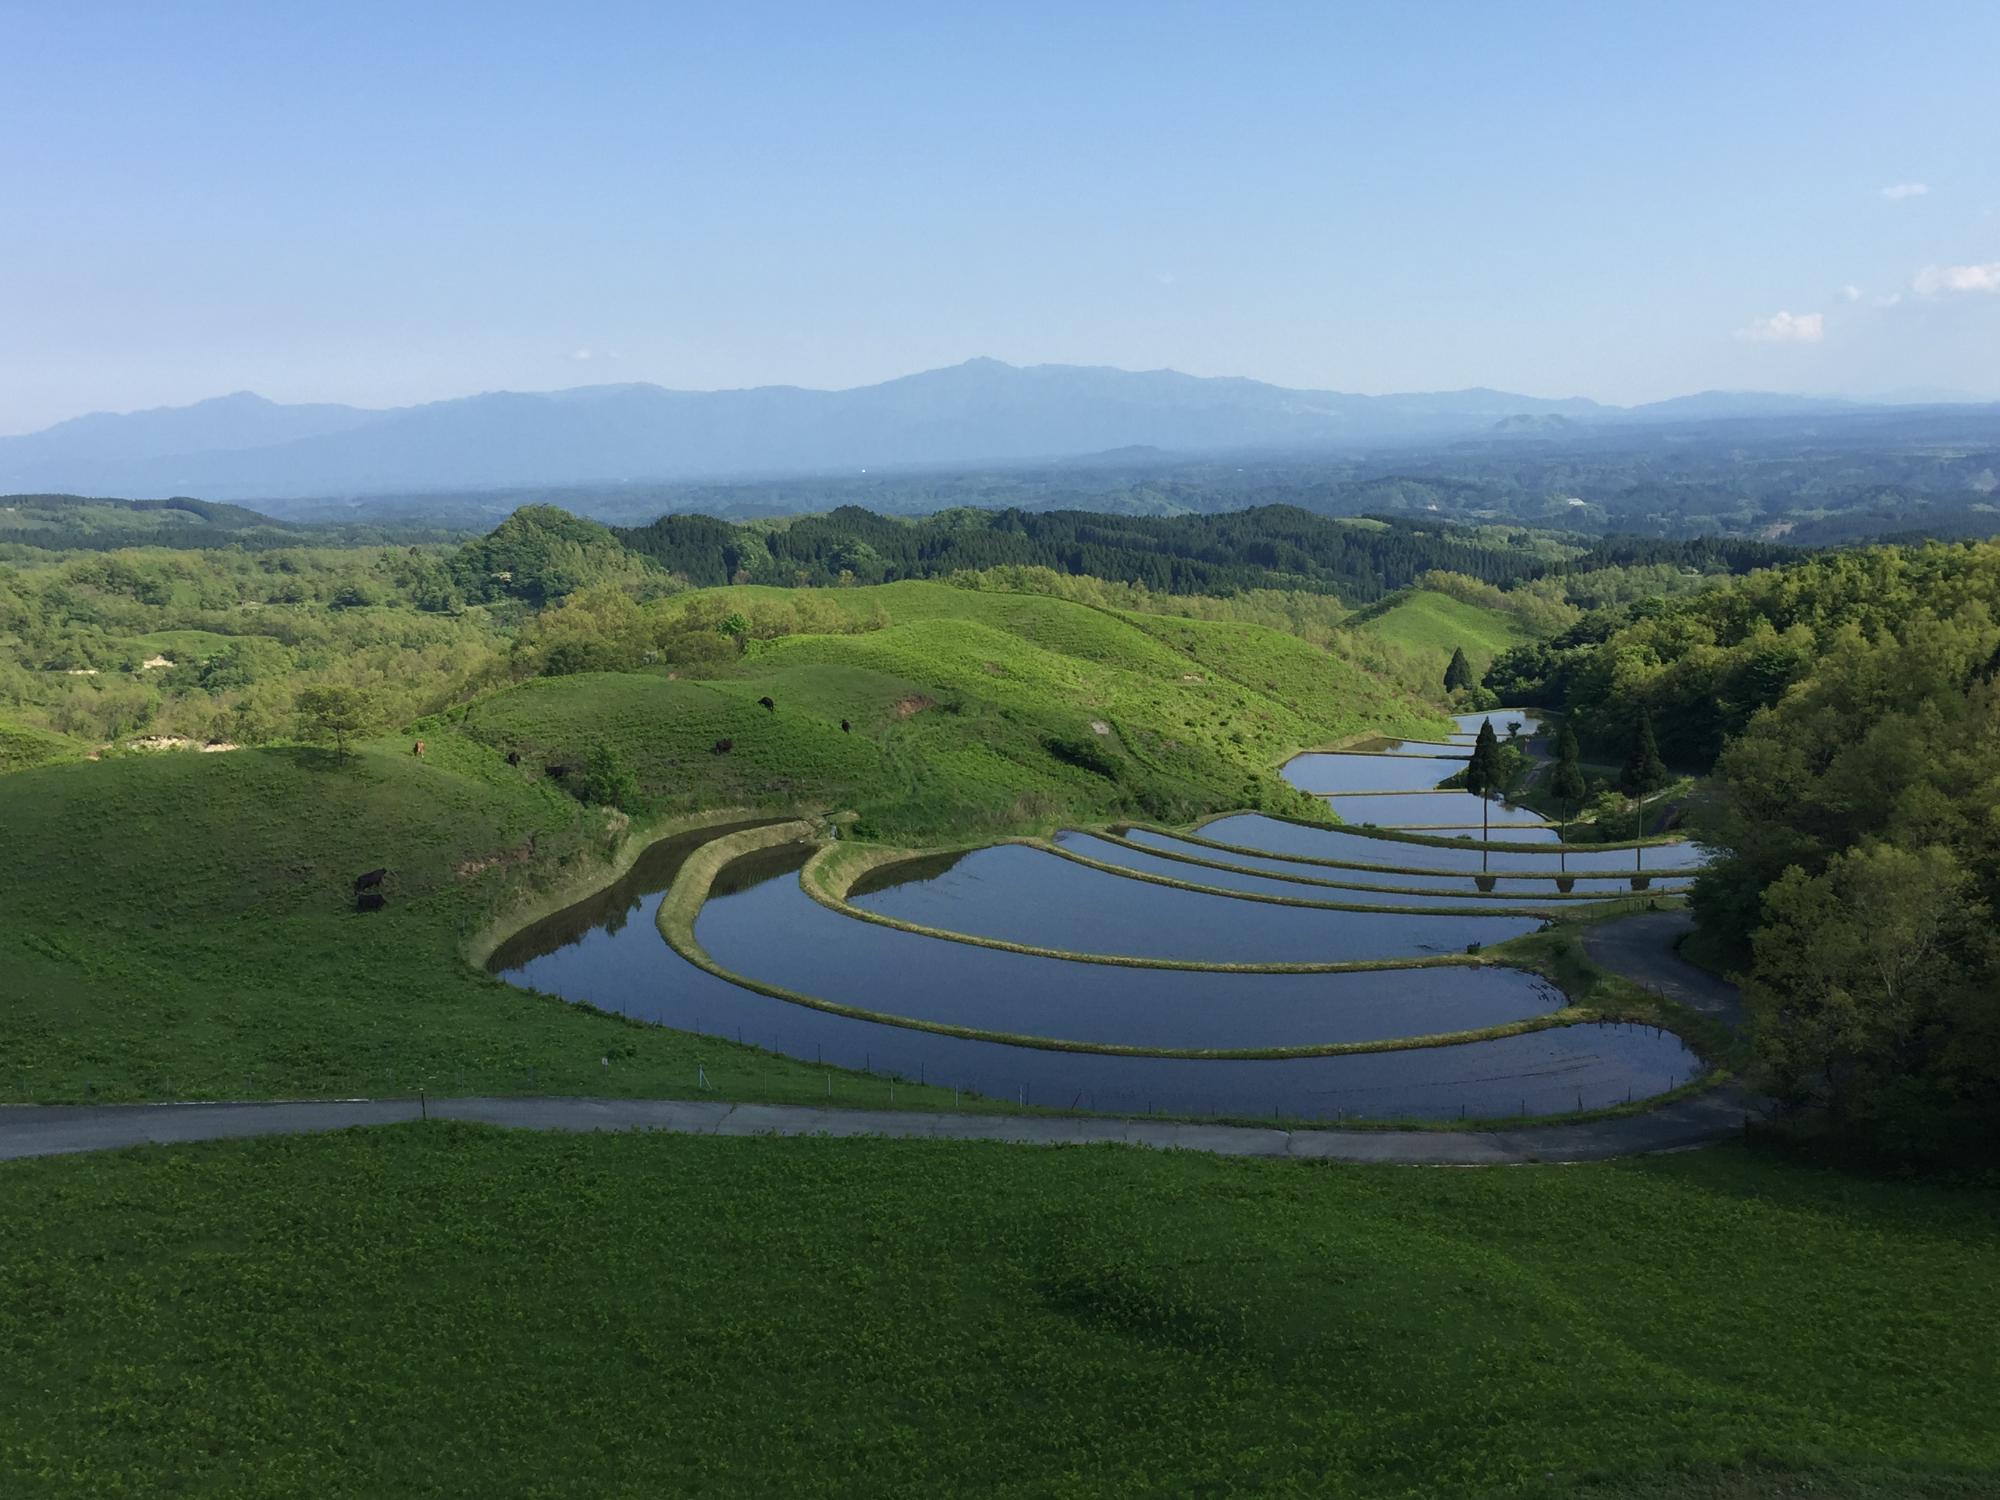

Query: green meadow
<box><xmin>1350</xmin><ymin>586</ymin><xmax>1534</xmax><ymax>676</ymax></box>
<box><xmin>2</xmin><ymin>1126</ymin><xmax>1994</xmax><ymax>1498</ymax></box>
<box><xmin>7</xmin><ymin>545</ymin><xmax>1988</xmax><ymax>1499</ymax></box>
<box><xmin>0</xmin><ymin>578</ymin><xmax>1448</xmax><ymax>1106</ymax></box>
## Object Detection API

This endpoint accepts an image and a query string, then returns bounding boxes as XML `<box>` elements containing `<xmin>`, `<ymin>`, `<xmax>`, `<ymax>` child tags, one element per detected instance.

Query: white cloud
<box><xmin>1874</xmin><ymin>291</ymin><xmax>1904</xmax><ymax>308</ymax></box>
<box><xmin>1881</xmin><ymin>182</ymin><xmax>1930</xmax><ymax>200</ymax></box>
<box><xmin>1739</xmin><ymin>310</ymin><xmax>1825</xmax><ymax>342</ymax></box>
<box><xmin>1915</xmin><ymin>262</ymin><xmax>2000</xmax><ymax>295</ymax></box>
<box><xmin>1841</xmin><ymin>284</ymin><xmax>1864</xmax><ymax>302</ymax></box>
<box><xmin>571</xmin><ymin>348</ymin><xmax>594</xmax><ymax>361</ymax></box>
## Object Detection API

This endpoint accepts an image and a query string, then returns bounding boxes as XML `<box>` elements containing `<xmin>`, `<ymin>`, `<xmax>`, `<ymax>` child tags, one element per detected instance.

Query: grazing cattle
<box><xmin>412</xmin><ymin>740</ymin><xmax>425</xmax><ymax>756</ymax></box>
<box><xmin>546</xmin><ymin>762</ymin><xmax>570</xmax><ymax>779</ymax></box>
<box><xmin>355</xmin><ymin>891</ymin><xmax>387</xmax><ymax>913</ymax></box>
<box><xmin>505</xmin><ymin>750</ymin><xmax>521</xmax><ymax>766</ymax></box>
<box><xmin>758</xmin><ymin>696</ymin><xmax>776</xmax><ymax>711</ymax></box>
<box><xmin>353</xmin><ymin>868</ymin><xmax>387</xmax><ymax>892</ymax></box>
<box><xmin>840</xmin><ymin>719</ymin><xmax>851</xmax><ymax>733</ymax></box>
<box><xmin>712</xmin><ymin>738</ymin><xmax>734</xmax><ymax>755</ymax></box>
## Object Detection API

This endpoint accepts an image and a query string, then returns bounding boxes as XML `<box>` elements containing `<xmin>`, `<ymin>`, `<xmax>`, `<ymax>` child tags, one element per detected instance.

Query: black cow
<box><xmin>353</xmin><ymin>868</ymin><xmax>387</xmax><ymax>892</ymax></box>
<box><xmin>758</xmin><ymin>696</ymin><xmax>776</xmax><ymax>711</ymax></box>
<box><xmin>355</xmin><ymin>891</ymin><xmax>387</xmax><ymax>913</ymax></box>
<box><xmin>712</xmin><ymin>738</ymin><xmax>734</xmax><ymax>755</ymax></box>
<box><xmin>840</xmin><ymin>719</ymin><xmax>851</xmax><ymax>733</ymax></box>
<box><xmin>505</xmin><ymin>749</ymin><xmax>521</xmax><ymax>766</ymax></box>
<box><xmin>546</xmin><ymin>762</ymin><xmax>570</xmax><ymax>779</ymax></box>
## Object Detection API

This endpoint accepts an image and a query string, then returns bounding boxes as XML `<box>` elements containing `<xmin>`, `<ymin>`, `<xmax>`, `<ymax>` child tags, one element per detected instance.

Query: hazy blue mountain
<box><xmin>3</xmin><ymin>391</ymin><xmax>381</xmax><ymax>469</ymax></box>
<box><xmin>0</xmin><ymin>361</ymin><xmax>1608</xmax><ymax>499</ymax></box>
<box><xmin>1624</xmin><ymin>390</ymin><xmax>1858</xmax><ymax>420</ymax></box>
<box><xmin>0</xmin><ymin>360</ymin><xmax>1971</xmax><ymax>502</ymax></box>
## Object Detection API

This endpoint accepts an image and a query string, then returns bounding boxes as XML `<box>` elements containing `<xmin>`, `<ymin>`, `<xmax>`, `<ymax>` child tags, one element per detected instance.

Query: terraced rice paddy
<box><xmin>844</xmin><ymin>843</ymin><xmax>1544</xmax><ymax>961</ymax></box>
<box><xmin>1054</xmin><ymin>831</ymin><xmax>1674</xmax><ymax>902</ymax></box>
<box><xmin>1115</xmin><ymin>828</ymin><xmax>1690</xmax><ymax>895</ymax></box>
<box><xmin>1194</xmin><ymin>814</ymin><xmax>1709</xmax><ymax>873</ymax></box>
<box><xmin>1449</xmin><ymin>708</ymin><xmax>1544</xmax><ymax>744</ymax></box>
<box><xmin>1283</xmin><ymin>751</ymin><xmax>1476</xmax><ymax>794</ymax></box>
<box><xmin>1283</xmin><ymin>711</ymin><xmax>1550</xmax><ymax>832</ymax></box>
<box><xmin>490</xmin><ymin>721</ymin><xmax>1713</xmax><ymax>1122</ymax></box>
<box><xmin>495</xmin><ymin>844</ymin><xmax>1701</xmax><ymax>1119</ymax></box>
<box><xmin>1315</xmin><ymin>790</ymin><xmax>1554</xmax><ymax>829</ymax></box>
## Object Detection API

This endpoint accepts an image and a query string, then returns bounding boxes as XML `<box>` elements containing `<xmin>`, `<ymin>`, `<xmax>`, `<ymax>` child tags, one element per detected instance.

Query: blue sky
<box><xmin>2</xmin><ymin>0</ymin><xmax>1994</xmax><ymax>431</ymax></box>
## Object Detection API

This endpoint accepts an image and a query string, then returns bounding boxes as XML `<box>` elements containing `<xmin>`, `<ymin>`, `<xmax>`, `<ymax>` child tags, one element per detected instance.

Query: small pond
<box><xmin>846</xmin><ymin>843</ymin><xmax>1542</xmax><ymax>961</ymax></box>
<box><xmin>492</xmin><ymin>837</ymin><xmax>1703</xmax><ymax>1119</ymax></box>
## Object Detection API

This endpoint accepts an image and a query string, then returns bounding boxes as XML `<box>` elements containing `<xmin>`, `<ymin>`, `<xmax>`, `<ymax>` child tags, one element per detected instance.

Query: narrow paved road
<box><xmin>1583</xmin><ymin>908</ymin><xmax>1742</xmax><ymax>1029</ymax></box>
<box><xmin>0</xmin><ymin>913</ymin><xmax>1756</xmax><ymax>1168</ymax></box>
<box><xmin>0</xmin><ymin>1085</ymin><xmax>1761</xmax><ymax>1167</ymax></box>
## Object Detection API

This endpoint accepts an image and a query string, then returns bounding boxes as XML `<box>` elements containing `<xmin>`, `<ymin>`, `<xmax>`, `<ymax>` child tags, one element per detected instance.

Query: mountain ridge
<box><xmin>0</xmin><ymin>358</ymin><xmax>1977</xmax><ymax>502</ymax></box>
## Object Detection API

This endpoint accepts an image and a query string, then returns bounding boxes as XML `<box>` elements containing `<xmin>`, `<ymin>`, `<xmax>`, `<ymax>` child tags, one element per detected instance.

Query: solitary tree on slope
<box><xmin>1444</xmin><ymin>646</ymin><xmax>1474</xmax><ymax>694</ymax></box>
<box><xmin>1618</xmin><ymin>706</ymin><xmax>1669</xmax><ymax>872</ymax></box>
<box><xmin>1551</xmin><ymin>721</ymin><xmax>1587</xmax><ymax>862</ymax></box>
<box><xmin>1463</xmin><ymin>716</ymin><xmax>1504</xmax><ymax>844</ymax></box>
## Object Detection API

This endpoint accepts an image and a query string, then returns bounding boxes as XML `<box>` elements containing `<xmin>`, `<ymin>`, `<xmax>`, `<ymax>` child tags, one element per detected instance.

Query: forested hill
<box><xmin>613</xmin><ymin>504</ymin><xmax>1799</xmax><ymax>604</ymax></box>
<box><xmin>0</xmin><ymin>492</ymin><xmax>459</xmax><ymax>551</ymax></box>
<box><xmin>616</xmin><ymin>505</ymin><xmax>1531</xmax><ymax>601</ymax></box>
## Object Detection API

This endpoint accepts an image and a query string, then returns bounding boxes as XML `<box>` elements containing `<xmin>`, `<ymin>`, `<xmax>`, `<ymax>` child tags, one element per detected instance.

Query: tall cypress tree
<box><xmin>1551</xmin><ymin>721</ymin><xmax>1586</xmax><ymax>849</ymax></box>
<box><xmin>1618</xmin><ymin>707</ymin><xmax>1669</xmax><ymax>867</ymax></box>
<box><xmin>1443</xmin><ymin>645</ymin><xmax>1474</xmax><ymax>693</ymax></box>
<box><xmin>1463</xmin><ymin>717</ymin><xmax>1503</xmax><ymax>842</ymax></box>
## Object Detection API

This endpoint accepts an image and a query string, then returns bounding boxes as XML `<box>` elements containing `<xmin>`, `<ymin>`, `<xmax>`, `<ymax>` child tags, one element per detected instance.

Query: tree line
<box><xmin>1486</xmin><ymin>539</ymin><xmax>2000</xmax><ymax>1161</ymax></box>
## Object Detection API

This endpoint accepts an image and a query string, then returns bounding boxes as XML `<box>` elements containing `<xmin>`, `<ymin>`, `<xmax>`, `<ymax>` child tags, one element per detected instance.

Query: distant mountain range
<box><xmin>0</xmin><ymin>358</ymin><xmax>1985</xmax><ymax>502</ymax></box>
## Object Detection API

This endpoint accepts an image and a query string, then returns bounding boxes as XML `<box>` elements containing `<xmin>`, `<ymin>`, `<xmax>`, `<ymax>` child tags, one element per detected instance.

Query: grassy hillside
<box><xmin>463</xmin><ymin>580</ymin><xmax>1445</xmax><ymax>840</ymax></box>
<box><xmin>2</xmin><ymin>1126</ymin><xmax>1993</xmax><ymax>1498</ymax></box>
<box><xmin>0</xmin><ymin>744</ymin><xmax>927</xmax><ymax>1107</ymax></box>
<box><xmin>0</xmin><ymin>580</ymin><xmax>1444</xmax><ymax>1102</ymax></box>
<box><xmin>1348</xmin><ymin>586</ymin><xmax>1533</xmax><ymax>678</ymax></box>
<box><xmin>0</xmin><ymin>715</ymin><xmax>86</xmax><ymax>773</ymax></box>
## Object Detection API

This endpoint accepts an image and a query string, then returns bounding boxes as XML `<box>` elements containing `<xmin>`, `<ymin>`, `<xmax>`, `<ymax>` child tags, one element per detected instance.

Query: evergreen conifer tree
<box><xmin>1463</xmin><ymin>717</ymin><xmax>1504</xmax><ymax>842</ymax></box>
<box><xmin>1618</xmin><ymin>707</ymin><xmax>1669</xmax><ymax>867</ymax></box>
<box><xmin>1551</xmin><ymin>721</ymin><xmax>1586</xmax><ymax>848</ymax></box>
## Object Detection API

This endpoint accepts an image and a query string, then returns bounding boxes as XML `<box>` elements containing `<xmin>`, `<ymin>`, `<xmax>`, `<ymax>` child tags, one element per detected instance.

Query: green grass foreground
<box><xmin>0</xmin><ymin>748</ymin><xmax>960</xmax><ymax>1112</ymax></box>
<box><xmin>1</xmin><ymin>1125</ymin><xmax>1993</xmax><ymax>1498</ymax></box>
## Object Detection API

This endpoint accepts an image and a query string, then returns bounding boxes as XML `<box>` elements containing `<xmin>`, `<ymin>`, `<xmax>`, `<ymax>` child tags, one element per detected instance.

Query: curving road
<box><xmin>0</xmin><ymin>914</ymin><xmax>1758</xmax><ymax>1168</ymax></box>
<box><xmin>1583</xmin><ymin>908</ymin><xmax>1743</xmax><ymax>1030</ymax></box>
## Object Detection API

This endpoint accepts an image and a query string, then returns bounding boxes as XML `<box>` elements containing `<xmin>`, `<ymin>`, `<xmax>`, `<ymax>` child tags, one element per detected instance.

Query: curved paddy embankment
<box><xmin>489</xmin><ymin>819</ymin><xmax>1712</xmax><ymax>1122</ymax></box>
<box><xmin>482</xmin><ymin>703</ymin><xmax>1717</xmax><ymax>1125</ymax></box>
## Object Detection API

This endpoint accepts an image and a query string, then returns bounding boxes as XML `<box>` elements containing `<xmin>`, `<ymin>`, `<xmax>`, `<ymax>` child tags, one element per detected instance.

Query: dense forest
<box><xmin>615</xmin><ymin>504</ymin><xmax>1794</xmax><ymax>604</ymax></box>
<box><xmin>1487</xmin><ymin>540</ymin><xmax>2000</xmax><ymax>1159</ymax></box>
<box><xmin>0</xmin><ymin>492</ymin><xmax>460</xmax><ymax>552</ymax></box>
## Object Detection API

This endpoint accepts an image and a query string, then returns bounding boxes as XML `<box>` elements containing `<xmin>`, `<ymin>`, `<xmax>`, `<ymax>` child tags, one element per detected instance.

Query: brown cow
<box><xmin>412</xmin><ymin>740</ymin><xmax>425</xmax><ymax>756</ymax></box>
